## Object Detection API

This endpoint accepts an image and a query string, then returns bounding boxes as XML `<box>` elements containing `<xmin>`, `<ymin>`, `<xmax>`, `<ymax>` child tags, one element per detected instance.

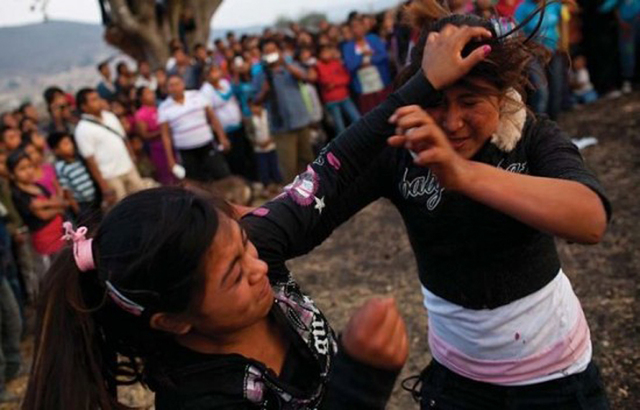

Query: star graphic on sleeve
<box><xmin>314</xmin><ymin>196</ymin><xmax>326</xmax><ymax>214</ymax></box>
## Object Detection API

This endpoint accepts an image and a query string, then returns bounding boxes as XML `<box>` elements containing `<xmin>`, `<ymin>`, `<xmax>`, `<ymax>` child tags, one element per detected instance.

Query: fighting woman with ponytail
<box><xmin>22</xmin><ymin>21</ymin><xmax>489</xmax><ymax>409</ymax></box>
<box><xmin>23</xmin><ymin>188</ymin><xmax>408</xmax><ymax>410</ymax></box>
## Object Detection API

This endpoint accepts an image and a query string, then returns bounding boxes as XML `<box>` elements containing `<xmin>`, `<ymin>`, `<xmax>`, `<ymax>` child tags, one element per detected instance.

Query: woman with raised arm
<box><xmin>246</xmin><ymin>0</ymin><xmax>610</xmax><ymax>408</ymax></box>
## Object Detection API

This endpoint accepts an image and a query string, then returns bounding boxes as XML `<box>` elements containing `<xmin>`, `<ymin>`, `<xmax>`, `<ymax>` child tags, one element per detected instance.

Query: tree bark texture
<box><xmin>101</xmin><ymin>0</ymin><xmax>223</xmax><ymax>69</ymax></box>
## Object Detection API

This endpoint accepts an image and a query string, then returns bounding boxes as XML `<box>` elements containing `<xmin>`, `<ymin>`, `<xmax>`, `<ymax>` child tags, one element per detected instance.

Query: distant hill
<box><xmin>0</xmin><ymin>0</ymin><xmax>401</xmax><ymax>109</ymax></box>
<box><xmin>0</xmin><ymin>20</ymin><xmax>116</xmax><ymax>77</ymax></box>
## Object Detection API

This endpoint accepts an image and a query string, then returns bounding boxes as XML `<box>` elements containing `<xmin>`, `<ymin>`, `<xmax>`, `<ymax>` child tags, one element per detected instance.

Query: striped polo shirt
<box><xmin>54</xmin><ymin>159</ymin><xmax>96</xmax><ymax>203</ymax></box>
<box><xmin>158</xmin><ymin>90</ymin><xmax>214</xmax><ymax>150</ymax></box>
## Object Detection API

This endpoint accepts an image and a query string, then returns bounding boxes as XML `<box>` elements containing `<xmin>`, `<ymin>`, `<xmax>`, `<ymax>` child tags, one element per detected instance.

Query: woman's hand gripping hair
<box><xmin>421</xmin><ymin>24</ymin><xmax>492</xmax><ymax>90</ymax></box>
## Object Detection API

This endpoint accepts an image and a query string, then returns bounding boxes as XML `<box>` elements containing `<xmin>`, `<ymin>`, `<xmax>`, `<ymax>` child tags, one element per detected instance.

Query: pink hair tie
<box><xmin>62</xmin><ymin>221</ymin><xmax>95</xmax><ymax>272</ymax></box>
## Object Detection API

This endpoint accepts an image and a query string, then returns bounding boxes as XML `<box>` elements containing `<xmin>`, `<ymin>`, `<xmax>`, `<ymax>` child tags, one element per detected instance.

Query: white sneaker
<box><xmin>622</xmin><ymin>81</ymin><xmax>633</xmax><ymax>94</ymax></box>
<box><xmin>604</xmin><ymin>89</ymin><xmax>623</xmax><ymax>99</ymax></box>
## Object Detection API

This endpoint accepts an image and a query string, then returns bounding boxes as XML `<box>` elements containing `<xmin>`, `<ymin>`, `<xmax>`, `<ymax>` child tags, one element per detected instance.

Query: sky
<box><xmin>0</xmin><ymin>0</ymin><xmax>392</xmax><ymax>29</ymax></box>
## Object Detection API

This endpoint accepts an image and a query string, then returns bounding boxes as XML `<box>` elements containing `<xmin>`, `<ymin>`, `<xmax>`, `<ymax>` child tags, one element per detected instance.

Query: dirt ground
<box><xmin>2</xmin><ymin>93</ymin><xmax>638</xmax><ymax>409</ymax></box>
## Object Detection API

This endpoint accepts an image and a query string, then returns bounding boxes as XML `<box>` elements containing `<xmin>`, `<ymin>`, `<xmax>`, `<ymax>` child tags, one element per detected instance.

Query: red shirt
<box><xmin>496</xmin><ymin>0</ymin><xmax>523</xmax><ymax>17</ymax></box>
<box><xmin>315</xmin><ymin>59</ymin><xmax>351</xmax><ymax>103</ymax></box>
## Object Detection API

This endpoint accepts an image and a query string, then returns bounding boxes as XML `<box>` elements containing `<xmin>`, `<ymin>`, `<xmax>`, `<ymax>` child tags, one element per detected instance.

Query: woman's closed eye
<box><xmin>233</xmin><ymin>266</ymin><xmax>244</xmax><ymax>286</ymax></box>
<box><xmin>460</xmin><ymin>99</ymin><xmax>480</xmax><ymax>107</ymax></box>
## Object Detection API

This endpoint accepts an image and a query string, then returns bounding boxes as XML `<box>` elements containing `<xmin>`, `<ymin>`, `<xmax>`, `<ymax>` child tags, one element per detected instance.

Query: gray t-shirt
<box><xmin>252</xmin><ymin>64</ymin><xmax>311</xmax><ymax>134</ymax></box>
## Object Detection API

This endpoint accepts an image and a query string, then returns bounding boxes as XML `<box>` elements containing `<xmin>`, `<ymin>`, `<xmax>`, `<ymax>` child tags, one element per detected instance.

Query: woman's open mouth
<box><xmin>448</xmin><ymin>137</ymin><xmax>470</xmax><ymax>150</ymax></box>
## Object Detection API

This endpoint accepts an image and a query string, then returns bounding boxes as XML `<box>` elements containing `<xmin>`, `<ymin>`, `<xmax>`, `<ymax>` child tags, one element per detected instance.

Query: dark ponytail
<box><xmin>24</xmin><ymin>187</ymin><xmax>232</xmax><ymax>409</ymax></box>
<box><xmin>24</xmin><ymin>247</ymin><xmax>122</xmax><ymax>409</ymax></box>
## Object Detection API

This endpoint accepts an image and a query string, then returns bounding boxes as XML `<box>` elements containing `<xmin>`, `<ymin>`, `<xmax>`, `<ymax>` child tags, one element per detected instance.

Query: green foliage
<box><xmin>275</xmin><ymin>15</ymin><xmax>294</xmax><ymax>29</ymax></box>
<box><xmin>298</xmin><ymin>12</ymin><xmax>328</xmax><ymax>29</ymax></box>
<box><xmin>274</xmin><ymin>11</ymin><xmax>328</xmax><ymax>31</ymax></box>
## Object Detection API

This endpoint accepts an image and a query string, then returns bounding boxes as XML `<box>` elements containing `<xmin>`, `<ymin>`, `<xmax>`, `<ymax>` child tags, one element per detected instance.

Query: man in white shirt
<box><xmin>74</xmin><ymin>88</ymin><xmax>144</xmax><ymax>203</ymax></box>
<box><xmin>159</xmin><ymin>75</ymin><xmax>231</xmax><ymax>182</ymax></box>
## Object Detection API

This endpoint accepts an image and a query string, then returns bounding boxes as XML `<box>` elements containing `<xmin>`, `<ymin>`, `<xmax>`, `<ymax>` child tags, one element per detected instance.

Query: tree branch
<box><xmin>106</xmin><ymin>0</ymin><xmax>142</xmax><ymax>34</ymax></box>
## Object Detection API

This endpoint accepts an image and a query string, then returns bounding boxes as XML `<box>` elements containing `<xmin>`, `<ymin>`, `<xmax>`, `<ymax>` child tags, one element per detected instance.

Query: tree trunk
<box><xmin>101</xmin><ymin>0</ymin><xmax>223</xmax><ymax>69</ymax></box>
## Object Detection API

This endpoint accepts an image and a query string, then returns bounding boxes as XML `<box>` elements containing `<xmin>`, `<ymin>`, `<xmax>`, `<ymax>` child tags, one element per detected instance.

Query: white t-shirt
<box><xmin>158</xmin><ymin>91</ymin><xmax>214</xmax><ymax>150</ymax></box>
<box><xmin>424</xmin><ymin>270</ymin><xmax>591</xmax><ymax>386</ymax></box>
<box><xmin>200</xmin><ymin>80</ymin><xmax>242</xmax><ymax>131</ymax></box>
<box><xmin>74</xmin><ymin>111</ymin><xmax>134</xmax><ymax>179</ymax></box>
<box><xmin>251</xmin><ymin>110</ymin><xmax>276</xmax><ymax>153</ymax></box>
<box><xmin>135</xmin><ymin>74</ymin><xmax>158</xmax><ymax>91</ymax></box>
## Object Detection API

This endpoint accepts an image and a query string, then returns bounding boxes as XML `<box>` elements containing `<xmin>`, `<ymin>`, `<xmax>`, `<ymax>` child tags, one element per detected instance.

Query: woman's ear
<box><xmin>150</xmin><ymin>312</ymin><xmax>192</xmax><ymax>336</ymax></box>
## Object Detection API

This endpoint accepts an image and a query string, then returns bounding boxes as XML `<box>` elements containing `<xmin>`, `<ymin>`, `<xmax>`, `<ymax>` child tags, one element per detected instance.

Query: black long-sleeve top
<box><xmin>246</xmin><ymin>72</ymin><xmax>611</xmax><ymax>310</ymax></box>
<box><xmin>152</xmin><ymin>71</ymin><xmax>439</xmax><ymax>410</ymax></box>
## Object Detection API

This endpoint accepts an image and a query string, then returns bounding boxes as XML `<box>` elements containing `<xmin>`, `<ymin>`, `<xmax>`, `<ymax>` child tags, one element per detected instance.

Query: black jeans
<box><xmin>178</xmin><ymin>142</ymin><xmax>231</xmax><ymax>183</ymax></box>
<box><xmin>224</xmin><ymin>127</ymin><xmax>257</xmax><ymax>182</ymax></box>
<box><xmin>418</xmin><ymin>360</ymin><xmax>609</xmax><ymax>410</ymax></box>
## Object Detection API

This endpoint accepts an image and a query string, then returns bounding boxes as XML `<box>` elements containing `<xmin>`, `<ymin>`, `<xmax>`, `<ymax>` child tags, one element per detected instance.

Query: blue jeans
<box><xmin>0</xmin><ymin>277</ymin><xmax>22</xmax><ymax>392</ymax></box>
<box><xmin>255</xmin><ymin>150</ymin><xmax>283</xmax><ymax>186</ymax></box>
<box><xmin>529</xmin><ymin>53</ymin><xmax>566</xmax><ymax>120</ymax></box>
<box><xmin>0</xmin><ymin>223</ymin><xmax>23</xmax><ymax>318</ymax></box>
<box><xmin>417</xmin><ymin>360</ymin><xmax>609</xmax><ymax>409</ymax></box>
<box><xmin>619</xmin><ymin>16</ymin><xmax>640</xmax><ymax>80</ymax></box>
<box><xmin>326</xmin><ymin>98</ymin><xmax>361</xmax><ymax>136</ymax></box>
<box><xmin>574</xmin><ymin>90</ymin><xmax>599</xmax><ymax>104</ymax></box>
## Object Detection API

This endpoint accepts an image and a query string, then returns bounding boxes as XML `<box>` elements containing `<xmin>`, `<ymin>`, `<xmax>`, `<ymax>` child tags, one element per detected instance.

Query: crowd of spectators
<box><xmin>0</xmin><ymin>0</ymin><xmax>639</xmax><ymax>402</ymax></box>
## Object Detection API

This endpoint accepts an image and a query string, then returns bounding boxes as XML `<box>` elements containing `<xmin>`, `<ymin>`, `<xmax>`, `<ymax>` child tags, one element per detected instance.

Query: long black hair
<box><xmin>24</xmin><ymin>187</ymin><xmax>232</xmax><ymax>410</ymax></box>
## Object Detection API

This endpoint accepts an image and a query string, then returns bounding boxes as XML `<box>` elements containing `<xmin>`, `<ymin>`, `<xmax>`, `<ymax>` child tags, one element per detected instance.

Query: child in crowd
<box><xmin>298</xmin><ymin>48</ymin><xmax>324</xmax><ymax>124</ymax></box>
<box><xmin>316</xmin><ymin>44</ymin><xmax>361</xmax><ymax>136</ymax></box>
<box><xmin>111</xmin><ymin>99</ymin><xmax>135</xmax><ymax>137</ymax></box>
<box><xmin>298</xmin><ymin>47</ymin><xmax>327</xmax><ymax>152</ymax></box>
<box><xmin>21</xmin><ymin>140</ymin><xmax>63</xmax><ymax>202</ymax></box>
<box><xmin>201</xmin><ymin>64</ymin><xmax>257</xmax><ymax>182</ymax></box>
<box><xmin>154</xmin><ymin>68</ymin><xmax>169</xmax><ymax>101</ymax></box>
<box><xmin>1</xmin><ymin>128</ymin><xmax>22</xmax><ymax>152</ymax></box>
<box><xmin>0</xmin><ymin>149</ymin><xmax>39</xmax><ymax>303</ymax></box>
<box><xmin>249</xmin><ymin>101</ymin><xmax>282</xmax><ymax>196</ymax></box>
<box><xmin>8</xmin><ymin>151</ymin><xmax>66</xmax><ymax>259</ymax></box>
<box><xmin>47</xmin><ymin>132</ymin><xmax>101</xmax><ymax>226</ymax></box>
<box><xmin>19</xmin><ymin>118</ymin><xmax>38</xmax><ymax>134</ymax></box>
<box><xmin>129</xmin><ymin>134</ymin><xmax>158</xmax><ymax>185</ymax></box>
<box><xmin>23</xmin><ymin>129</ymin><xmax>55</xmax><ymax>163</ymax></box>
<box><xmin>475</xmin><ymin>0</ymin><xmax>497</xmax><ymax>18</ymax></box>
<box><xmin>571</xmin><ymin>55</ymin><xmax>599</xmax><ymax>104</ymax></box>
<box><xmin>228</xmin><ymin>58</ymin><xmax>255</xmax><ymax>133</ymax></box>
<box><xmin>0</xmin><ymin>113</ymin><xmax>18</xmax><ymax>130</ymax></box>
